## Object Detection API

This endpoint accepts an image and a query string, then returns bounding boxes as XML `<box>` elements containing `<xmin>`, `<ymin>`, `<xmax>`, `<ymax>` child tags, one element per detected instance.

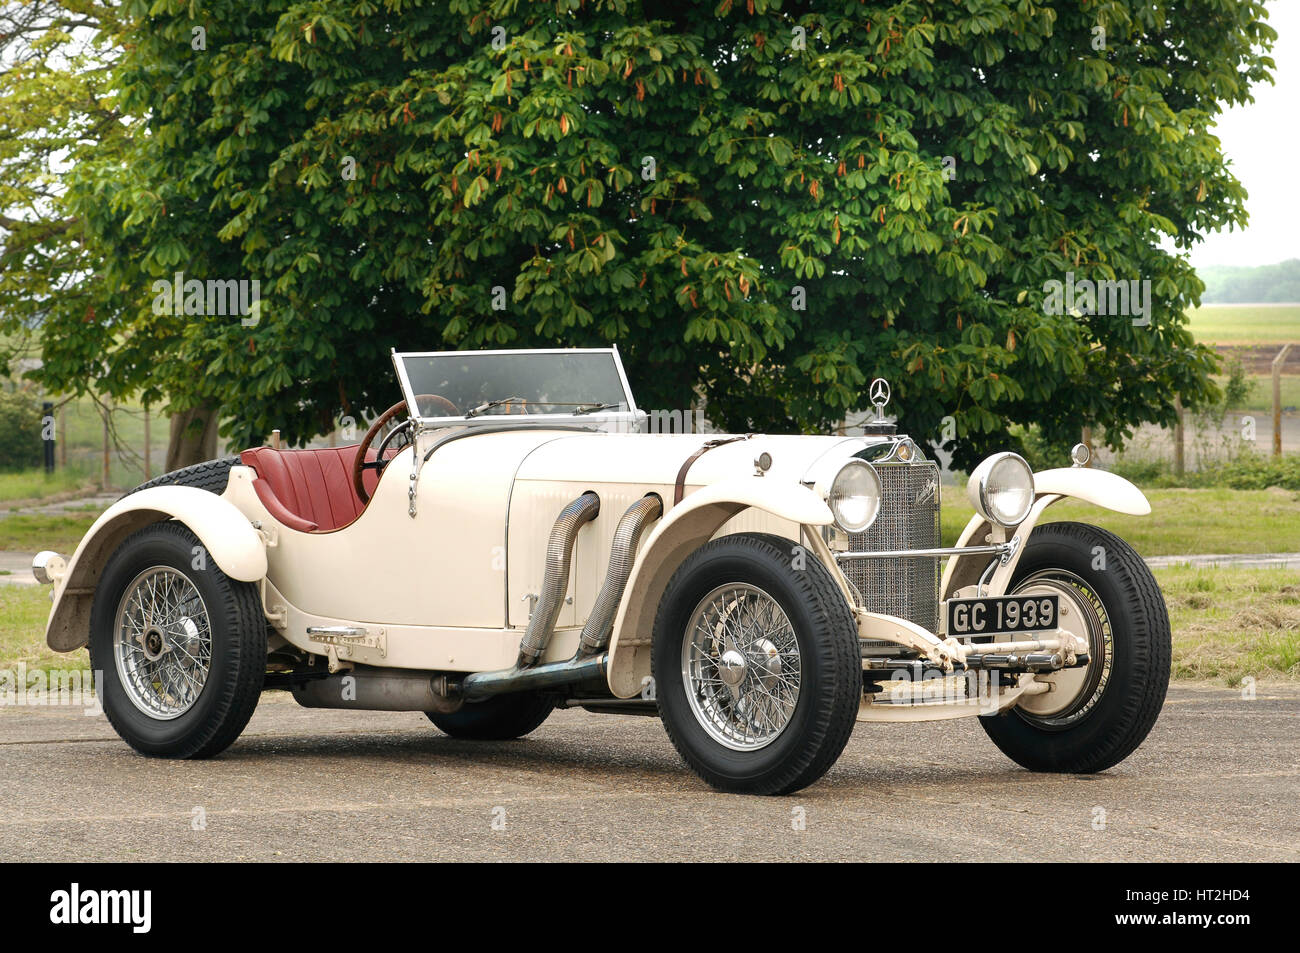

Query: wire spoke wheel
<box><xmin>113</xmin><ymin>566</ymin><xmax>213</xmax><ymax>720</ymax></box>
<box><xmin>681</xmin><ymin>583</ymin><xmax>801</xmax><ymax>751</ymax></box>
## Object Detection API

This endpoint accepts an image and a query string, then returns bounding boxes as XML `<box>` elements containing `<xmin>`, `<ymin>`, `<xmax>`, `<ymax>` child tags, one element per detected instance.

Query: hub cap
<box><xmin>681</xmin><ymin>584</ymin><xmax>801</xmax><ymax>750</ymax></box>
<box><xmin>1011</xmin><ymin>570</ymin><xmax>1112</xmax><ymax>726</ymax></box>
<box><xmin>113</xmin><ymin>567</ymin><xmax>213</xmax><ymax>720</ymax></box>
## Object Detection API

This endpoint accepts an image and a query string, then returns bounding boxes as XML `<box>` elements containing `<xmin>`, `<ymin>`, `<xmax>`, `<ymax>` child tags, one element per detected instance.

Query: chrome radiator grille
<box><xmin>842</xmin><ymin>461</ymin><xmax>942</xmax><ymax>635</ymax></box>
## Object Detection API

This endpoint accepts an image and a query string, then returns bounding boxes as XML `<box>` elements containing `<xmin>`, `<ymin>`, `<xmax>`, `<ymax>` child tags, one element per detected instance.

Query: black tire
<box><xmin>121</xmin><ymin>456</ymin><xmax>240</xmax><ymax>499</ymax></box>
<box><xmin>980</xmin><ymin>521</ymin><xmax>1170</xmax><ymax>773</ymax></box>
<box><xmin>652</xmin><ymin>532</ymin><xmax>861</xmax><ymax>795</ymax></box>
<box><xmin>425</xmin><ymin>692</ymin><xmax>555</xmax><ymax>740</ymax></box>
<box><xmin>88</xmin><ymin>522</ymin><xmax>267</xmax><ymax>758</ymax></box>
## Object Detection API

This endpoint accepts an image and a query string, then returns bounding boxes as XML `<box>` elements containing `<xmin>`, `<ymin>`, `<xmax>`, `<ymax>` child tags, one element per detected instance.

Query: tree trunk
<box><xmin>165</xmin><ymin>404</ymin><xmax>220</xmax><ymax>472</ymax></box>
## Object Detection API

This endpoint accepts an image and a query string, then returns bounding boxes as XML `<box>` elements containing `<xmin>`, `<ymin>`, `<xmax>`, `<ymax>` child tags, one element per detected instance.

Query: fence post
<box><xmin>1173</xmin><ymin>397</ymin><xmax>1185</xmax><ymax>477</ymax></box>
<box><xmin>1081</xmin><ymin>425</ymin><xmax>1093</xmax><ymax>467</ymax></box>
<box><xmin>144</xmin><ymin>405</ymin><xmax>152</xmax><ymax>480</ymax></box>
<box><xmin>58</xmin><ymin>408</ymin><xmax>66</xmax><ymax>468</ymax></box>
<box><xmin>42</xmin><ymin>401</ymin><xmax>55</xmax><ymax>475</ymax></box>
<box><xmin>1273</xmin><ymin>344</ymin><xmax>1293</xmax><ymax>458</ymax></box>
<box><xmin>101</xmin><ymin>402</ymin><xmax>111</xmax><ymax>490</ymax></box>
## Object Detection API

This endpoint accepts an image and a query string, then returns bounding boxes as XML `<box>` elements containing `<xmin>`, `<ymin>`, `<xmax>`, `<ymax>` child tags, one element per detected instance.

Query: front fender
<box><xmin>605</xmin><ymin>478</ymin><xmax>833</xmax><ymax>698</ymax></box>
<box><xmin>44</xmin><ymin>486</ymin><xmax>267</xmax><ymax>652</ymax></box>
<box><xmin>941</xmin><ymin>467</ymin><xmax>1151</xmax><ymax>600</ymax></box>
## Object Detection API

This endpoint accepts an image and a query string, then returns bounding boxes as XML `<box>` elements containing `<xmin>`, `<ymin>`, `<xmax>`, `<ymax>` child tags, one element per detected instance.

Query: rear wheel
<box><xmin>652</xmin><ymin>533</ymin><xmax>860</xmax><ymax>795</ymax></box>
<box><xmin>89</xmin><ymin>522</ymin><xmax>266</xmax><ymax>758</ymax></box>
<box><xmin>121</xmin><ymin>456</ymin><xmax>239</xmax><ymax>499</ymax></box>
<box><xmin>425</xmin><ymin>692</ymin><xmax>554</xmax><ymax>740</ymax></box>
<box><xmin>980</xmin><ymin>521</ymin><xmax>1170</xmax><ymax>772</ymax></box>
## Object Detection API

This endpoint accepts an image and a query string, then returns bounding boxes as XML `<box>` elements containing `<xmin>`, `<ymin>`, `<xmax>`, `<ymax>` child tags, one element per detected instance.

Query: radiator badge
<box><xmin>916</xmin><ymin>476</ymin><xmax>939</xmax><ymax>505</ymax></box>
<box><xmin>869</xmin><ymin>377</ymin><xmax>891</xmax><ymax>411</ymax></box>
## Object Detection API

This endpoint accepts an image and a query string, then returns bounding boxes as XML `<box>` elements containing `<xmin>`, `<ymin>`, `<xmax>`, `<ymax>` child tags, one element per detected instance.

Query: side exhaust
<box><xmin>578</xmin><ymin>494</ymin><xmax>661</xmax><ymax>656</ymax></box>
<box><xmin>462</xmin><ymin>653</ymin><xmax>608</xmax><ymax>701</ymax></box>
<box><xmin>461</xmin><ymin>494</ymin><xmax>660</xmax><ymax>702</ymax></box>
<box><xmin>291</xmin><ymin>667</ymin><xmax>461</xmax><ymax>712</ymax></box>
<box><xmin>515</xmin><ymin>491</ymin><xmax>600</xmax><ymax>667</ymax></box>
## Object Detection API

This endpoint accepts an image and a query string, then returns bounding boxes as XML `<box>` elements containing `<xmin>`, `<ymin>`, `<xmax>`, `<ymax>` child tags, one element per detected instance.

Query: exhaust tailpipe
<box><xmin>578</xmin><ymin>494</ymin><xmax>662</xmax><ymax>656</ymax></box>
<box><xmin>515</xmin><ymin>492</ymin><xmax>600</xmax><ymax>667</ymax></box>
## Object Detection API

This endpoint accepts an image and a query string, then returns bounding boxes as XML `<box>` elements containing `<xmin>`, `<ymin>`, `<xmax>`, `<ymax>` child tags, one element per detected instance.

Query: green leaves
<box><xmin>2</xmin><ymin>0</ymin><xmax>1274</xmax><ymax>464</ymax></box>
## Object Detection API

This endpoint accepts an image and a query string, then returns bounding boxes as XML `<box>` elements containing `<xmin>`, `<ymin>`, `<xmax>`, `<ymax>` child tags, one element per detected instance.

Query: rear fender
<box><xmin>44</xmin><ymin>484</ymin><xmax>267</xmax><ymax>652</ymax></box>
<box><xmin>605</xmin><ymin>478</ymin><xmax>834</xmax><ymax>698</ymax></box>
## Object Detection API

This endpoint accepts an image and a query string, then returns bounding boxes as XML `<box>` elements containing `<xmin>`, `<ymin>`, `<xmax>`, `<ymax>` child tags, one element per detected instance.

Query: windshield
<box><xmin>392</xmin><ymin>349</ymin><xmax>634</xmax><ymax>421</ymax></box>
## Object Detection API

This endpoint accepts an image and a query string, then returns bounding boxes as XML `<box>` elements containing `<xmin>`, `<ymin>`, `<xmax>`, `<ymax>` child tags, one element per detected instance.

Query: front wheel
<box><xmin>89</xmin><ymin>522</ymin><xmax>267</xmax><ymax>758</ymax></box>
<box><xmin>980</xmin><ymin>521</ymin><xmax>1171</xmax><ymax>773</ymax></box>
<box><xmin>652</xmin><ymin>533</ymin><xmax>861</xmax><ymax>795</ymax></box>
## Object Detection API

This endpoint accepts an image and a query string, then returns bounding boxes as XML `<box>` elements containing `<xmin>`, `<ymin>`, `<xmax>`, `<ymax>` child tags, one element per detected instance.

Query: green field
<box><xmin>1215</xmin><ymin>373</ymin><xmax>1300</xmax><ymax>413</ymax></box>
<box><xmin>0</xmin><ymin>585</ymin><xmax>83</xmax><ymax>673</ymax></box>
<box><xmin>941</xmin><ymin>486</ymin><xmax>1300</xmax><ymax>556</ymax></box>
<box><xmin>0</xmin><ymin>507</ymin><xmax>105</xmax><ymax>552</ymax></box>
<box><xmin>1186</xmin><ymin>303</ymin><xmax>1300</xmax><ymax>345</ymax></box>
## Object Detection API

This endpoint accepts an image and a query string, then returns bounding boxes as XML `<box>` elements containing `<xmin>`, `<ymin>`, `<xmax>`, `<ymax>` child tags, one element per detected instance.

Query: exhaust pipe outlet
<box><xmin>516</xmin><ymin>491</ymin><xmax>600</xmax><ymax>667</ymax></box>
<box><xmin>292</xmin><ymin>667</ymin><xmax>460</xmax><ymax>712</ymax></box>
<box><xmin>578</xmin><ymin>494</ymin><xmax>662</xmax><ymax>656</ymax></box>
<box><xmin>462</xmin><ymin>653</ymin><xmax>608</xmax><ymax>701</ymax></box>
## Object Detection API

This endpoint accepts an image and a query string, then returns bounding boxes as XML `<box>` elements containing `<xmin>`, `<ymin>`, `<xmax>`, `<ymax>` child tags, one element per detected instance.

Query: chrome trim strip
<box><xmin>835</xmin><ymin>543</ymin><xmax>1010</xmax><ymax>561</ymax></box>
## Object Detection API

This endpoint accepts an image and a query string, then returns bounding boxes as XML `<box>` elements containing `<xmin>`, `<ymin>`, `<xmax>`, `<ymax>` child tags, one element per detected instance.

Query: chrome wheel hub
<box><xmin>1011</xmin><ymin>570</ymin><xmax>1112</xmax><ymax>726</ymax></box>
<box><xmin>681</xmin><ymin>584</ymin><xmax>801</xmax><ymax>751</ymax></box>
<box><xmin>113</xmin><ymin>567</ymin><xmax>213</xmax><ymax>720</ymax></box>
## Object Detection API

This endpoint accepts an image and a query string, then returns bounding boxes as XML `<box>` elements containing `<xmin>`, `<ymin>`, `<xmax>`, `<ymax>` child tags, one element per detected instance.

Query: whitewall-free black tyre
<box><xmin>652</xmin><ymin>532</ymin><xmax>860</xmax><ymax>795</ymax></box>
<box><xmin>980</xmin><ymin>521</ymin><xmax>1170</xmax><ymax>773</ymax></box>
<box><xmin>88</xmin><ymin>522</ymin><xmax>267</xmax><ymax>758</ymax></box>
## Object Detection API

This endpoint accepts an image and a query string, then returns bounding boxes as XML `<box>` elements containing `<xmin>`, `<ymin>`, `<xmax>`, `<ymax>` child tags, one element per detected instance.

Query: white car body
<box><xmin>36</xmin><ymin>348</ymin><xmax>1167</xmax><ymax>793</ymax></box>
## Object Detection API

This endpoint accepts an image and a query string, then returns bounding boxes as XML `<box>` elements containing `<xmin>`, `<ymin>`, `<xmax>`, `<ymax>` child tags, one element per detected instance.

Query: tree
<box><xmin>19</xmin><ymin>0</ymin><xmax>1277</xmax><ymax>468</ymax></box>
<box><xmin>0</xmin><ymin>1</ymin><xmax>227</xmax><ymax>468</ymax></box>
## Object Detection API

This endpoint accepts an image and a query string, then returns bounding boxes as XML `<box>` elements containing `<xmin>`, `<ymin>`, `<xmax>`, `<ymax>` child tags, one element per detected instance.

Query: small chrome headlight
<box><xmin>828</xmin><ymin>460</ymin><xmax>882</xmax><ymax>533</ymax></box>
<box><xmin>967</xmin><ymin>452</ymin><xmax>1034</xmax><ymax>527</ymax></box>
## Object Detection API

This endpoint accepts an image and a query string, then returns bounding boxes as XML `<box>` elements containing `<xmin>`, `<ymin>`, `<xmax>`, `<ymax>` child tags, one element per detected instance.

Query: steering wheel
<box><xmin>353</xmin><ymin>394</ymin><xmax>460</xmax><ymax>503</ymax></box>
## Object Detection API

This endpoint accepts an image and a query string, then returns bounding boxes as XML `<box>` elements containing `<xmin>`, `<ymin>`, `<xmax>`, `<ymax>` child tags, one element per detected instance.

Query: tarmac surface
<box><xmin>0</xmin><ymin>683</ymin><xmax>1295</xmax><ymax>862</ymax></box>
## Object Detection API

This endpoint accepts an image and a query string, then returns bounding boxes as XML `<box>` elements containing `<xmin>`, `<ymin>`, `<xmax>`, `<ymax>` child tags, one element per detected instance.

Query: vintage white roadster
<box><xmin>34</xmin><ymin>348</ymin><xmax>1170</xmax><ymax>794</ymax></box>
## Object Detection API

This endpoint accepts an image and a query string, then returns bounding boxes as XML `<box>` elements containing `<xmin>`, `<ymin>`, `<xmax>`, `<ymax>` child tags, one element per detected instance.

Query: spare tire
<box><xmin>120</xmin><ymin>456</ymin><xmax>241</xmax><ymax>500</ymax></box>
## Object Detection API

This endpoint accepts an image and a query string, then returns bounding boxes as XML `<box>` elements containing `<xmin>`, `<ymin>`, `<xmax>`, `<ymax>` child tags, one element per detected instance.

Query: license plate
<box><xmin>946</xmin><ymin>594</ymin><xmax>1060</xmax><ymax>636</ymax></box>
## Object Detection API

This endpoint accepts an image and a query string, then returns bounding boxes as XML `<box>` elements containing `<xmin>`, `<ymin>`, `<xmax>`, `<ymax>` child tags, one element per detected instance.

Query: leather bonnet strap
<box><xmin>673</xmin><ymin>434</ymin><xmax>751</xmax><ymax>505</ymax></box>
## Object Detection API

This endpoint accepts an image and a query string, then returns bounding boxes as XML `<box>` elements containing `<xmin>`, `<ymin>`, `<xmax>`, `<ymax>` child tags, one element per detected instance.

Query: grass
<box><xmin>1217</xmin><ymin>373</ymin><xmax>1300</xmax><ymax>413</ymax></box>
<box><xmin>2</xmin><ymin>566</ymin><xmax>1293</xmax><ymax>685</ymax></box>
<box><xmin>1155</xmin><ymin>565</ymin><xmax>1300</xmax><ymax>685</ymax></box>
<box><xmin>1186</xmin><ymin>303</ymin><xmax>1300</xmax><ymax>346</ymax></box>
<box><xmin>0</xmin><ymin>585</ymin><xmax>88</xmax><ymax>674</ymax></box>
<box><xmin>0</xmin><ymin>509</ymin><xmax>102</xmax><ymax>553</ymax></box>
<box><xmin>0</xmin><ymin>463</ymin><xmax>100</xmax><ymax>504</ymax></box>
<box><xmin>941</xmin><ymin>486</ymin><xmax>1300</xmax><ymax>556</ymax></box>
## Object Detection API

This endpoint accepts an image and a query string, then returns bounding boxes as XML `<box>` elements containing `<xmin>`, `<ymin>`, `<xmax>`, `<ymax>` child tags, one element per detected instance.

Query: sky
<box><xmin>1186</xmin><ymin>0</ymin><xmax>1299</xmax><ymax>268</ymax></box>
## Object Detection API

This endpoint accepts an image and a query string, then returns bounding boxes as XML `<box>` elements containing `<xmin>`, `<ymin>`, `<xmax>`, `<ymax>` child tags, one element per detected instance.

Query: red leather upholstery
<box><xmin>240</xmin><ymin>445</ymin><xmax>377</xmax><ymax>533</ymax></box>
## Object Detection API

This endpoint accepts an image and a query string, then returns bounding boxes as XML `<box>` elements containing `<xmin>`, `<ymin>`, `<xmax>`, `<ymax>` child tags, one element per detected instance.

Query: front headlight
<box><xmin>967</xmin><ymin>452</ymin><xmax>1035</xmax><ymax>527</ymax></box>
<box><xmin>828</xmin><ymin>460</ymin><xmax>882</xmax><ymax>532</ymax></box>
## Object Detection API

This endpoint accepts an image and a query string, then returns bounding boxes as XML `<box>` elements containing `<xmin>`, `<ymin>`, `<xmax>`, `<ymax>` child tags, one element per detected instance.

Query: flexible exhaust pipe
<box><xmin>515</xmin><ymin>491</ymin><xmax>600</xmax><ymax>667</ymax></box>
<box><xmin>458</xmin><ymin>493</ymin><xmax>658</xmax><ymax>703</ymax></box>
<box><xmin>577</xmin><ymin>494</ymin><xmax>662</xmax><ymax>657</ymax></box>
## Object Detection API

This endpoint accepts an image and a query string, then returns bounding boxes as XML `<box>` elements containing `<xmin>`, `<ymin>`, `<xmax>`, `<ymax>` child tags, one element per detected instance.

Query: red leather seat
<box><xmin>239</xmin><ymin>445</ymin><xmax>378</xmax><ymax>533</ymax></box>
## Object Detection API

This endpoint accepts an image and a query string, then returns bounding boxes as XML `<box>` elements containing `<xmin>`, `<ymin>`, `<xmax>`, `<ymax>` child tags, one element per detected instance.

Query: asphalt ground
<box><xmin>0</xmin><ymin>682</ymin><xmax>1295</xmax><ymax>862</ymax></box>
